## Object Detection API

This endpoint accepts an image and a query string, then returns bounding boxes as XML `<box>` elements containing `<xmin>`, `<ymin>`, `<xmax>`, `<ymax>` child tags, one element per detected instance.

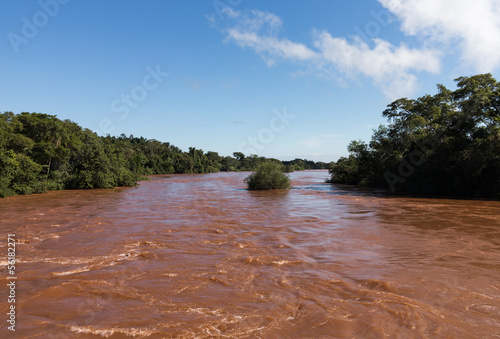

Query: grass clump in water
<box><xmin>244</xmin><ymin>161</ymin><xmax>291</xmax><ymax>190</ymax></box>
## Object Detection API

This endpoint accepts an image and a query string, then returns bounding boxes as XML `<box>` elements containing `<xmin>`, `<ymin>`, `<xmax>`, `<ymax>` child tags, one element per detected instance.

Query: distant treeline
<box><xmin>329</xmin><ymin>74</ymin><xmax>500</xmax><ymax>198</ymax></box>
<box><xmin>0</xmin><ymin>112</ymin><xmax>329</xmax><ymax>197</ymax></box>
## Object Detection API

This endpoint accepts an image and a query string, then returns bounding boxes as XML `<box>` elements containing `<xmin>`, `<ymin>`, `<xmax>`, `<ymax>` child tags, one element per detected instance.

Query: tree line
<box><xmin>329</xmin><ymin>74</ymin><xmax>500</xmax><ymax>198</ymax></box>
<box><xmin>0</xmin><ymin>112</ymin><xmax>329</xmax><ymax>197</ymax></box>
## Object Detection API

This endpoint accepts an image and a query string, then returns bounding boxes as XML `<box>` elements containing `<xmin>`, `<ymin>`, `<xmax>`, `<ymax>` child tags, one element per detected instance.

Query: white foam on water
<box><xmin>53</xmin><ymin>267</ymin><xmax>93</xmax><ymax>276</ymax></box>
<box><xmin>70</xmin><ymin>326</ymin><xmax>157</xmax><ymax>337</ymax></box>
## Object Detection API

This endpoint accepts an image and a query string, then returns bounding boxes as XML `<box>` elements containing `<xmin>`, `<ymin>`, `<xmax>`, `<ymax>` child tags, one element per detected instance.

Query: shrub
<box><xmin>244</xmin><ymin>161</ymin><xmax>290</xmax><ymax>190</ymax></box>
<box><xmin>284</xmin><ymin>164</ymin><xmax>295</xmax><ymax>173</ymax></box>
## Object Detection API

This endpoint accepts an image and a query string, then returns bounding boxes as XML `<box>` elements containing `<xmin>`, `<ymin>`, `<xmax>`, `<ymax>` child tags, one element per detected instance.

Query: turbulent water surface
<box><xmin>1</xmin><ymin>170</ymin><xmax>500</xmax><ymax>338</ymax></box>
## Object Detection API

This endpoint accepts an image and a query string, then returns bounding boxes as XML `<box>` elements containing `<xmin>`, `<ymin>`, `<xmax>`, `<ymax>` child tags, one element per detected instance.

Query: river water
<box><xmin>1</xmin><ymin>170</ymin><xmax>500</xmax><ymax>338</ymax></box>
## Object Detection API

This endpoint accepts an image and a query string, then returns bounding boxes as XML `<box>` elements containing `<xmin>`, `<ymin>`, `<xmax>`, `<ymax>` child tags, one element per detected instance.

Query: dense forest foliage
<box><xmin>0</xmin><ymin>112</ymin><xmax>329</xmax><ymax>197</ymax></box>
<box><xmin>329</xmin><ymin>74</ymin><xmax>500</xmax><ymax>198</ymax></box>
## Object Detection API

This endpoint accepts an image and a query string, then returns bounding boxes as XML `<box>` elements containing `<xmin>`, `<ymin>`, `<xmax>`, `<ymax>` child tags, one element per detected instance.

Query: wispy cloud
<box><xmin>212</xmin><ymin>3</ymin><xmax>500</xmax><ymax>99</ymax></box>
<box><xmin>226</xmin><ymin>29</ymin><xmax>317</xmax><ymax>66</ymax></box>
<box><xmin>378</xmin><ymin>0</ymin><xmax>500</xmax><ymax>72</ymax></box>
<box><xmin>222</xmin><ymin>9</ymin><xmax>316</xmax><ymax>66</ymax></box>
<box><xmin>313</xmin><ymin>31</ymin><xmax>440</xmax><ymax>99</ymax></box>
<box><xmin>214</xmin><ymin>8</ymin><xmax>440</xmax><ymax>99</ymax></box>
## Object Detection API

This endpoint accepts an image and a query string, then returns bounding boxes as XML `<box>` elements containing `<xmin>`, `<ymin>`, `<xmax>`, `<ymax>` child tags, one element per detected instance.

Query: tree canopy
<box><xmin>329</xmin><ymin>73</ymin><xmax>500</xmax><ymax>198</ymax></box>
<box><xmin>0</xmin><ymin>112</ymin><xmax>327</xmax><ymax>197</ymax></box>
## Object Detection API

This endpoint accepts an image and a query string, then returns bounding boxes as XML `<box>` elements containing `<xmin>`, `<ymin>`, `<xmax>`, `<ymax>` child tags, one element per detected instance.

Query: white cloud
<box><xmin>226</xmin><ymin>29</ymin><xmax>316</xmax><ymax>66</ymax></box>
<box><xmin>313</xmin><ymin>31</ymin><xmax>440</xmax><ymax>99</ymax></box>
<box><xmin>378</xmin><ymin>0</ymin><xmax>500</xmax><ymax>72</ymax></box>
<box><xmin>216</xmin><ymin>8</ymin><xmax>441</xmax><ymax>99</ymax></box>
<box><xmin>214</xmin><ymin>4</ymin><xmax>500</xmax><ymax>96</ymax></box>
<box><xmin>223</xmin><ymin>10</ymin><xmax>315</xmax><ymax>66</ymax></box>
<box><xmin>226</xmin><ymin>9</ymin><xmax>283</xmax><ymax>35</ymax></box>
<box><xmin>220</xmin><ymin>7</ymin><xmax>240</xmax><ymax>19</ymax></box>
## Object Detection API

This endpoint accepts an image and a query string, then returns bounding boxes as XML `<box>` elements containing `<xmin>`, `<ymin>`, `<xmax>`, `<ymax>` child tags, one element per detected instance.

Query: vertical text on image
<box><xmin>7</xmin><ymin>234</ymin><xmax>17</xmax><ymax>332</ymax></box>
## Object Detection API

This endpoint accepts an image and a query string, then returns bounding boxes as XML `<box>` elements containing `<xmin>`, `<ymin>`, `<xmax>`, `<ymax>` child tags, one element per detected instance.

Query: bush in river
<box><xmin>0</xmin><ymin>111</ymin><xmax>327</xmax><ymax>197</ymax></box>
<box><xmin>244</xmin><ymin>161</ymin><xmax>291</xmax><ymax>190</ymax></box>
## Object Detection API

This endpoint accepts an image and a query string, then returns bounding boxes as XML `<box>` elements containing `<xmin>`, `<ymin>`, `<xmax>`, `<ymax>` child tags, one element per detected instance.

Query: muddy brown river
<box><xmin>1</xmin><ymin>170</ymin><xmax>500</xmax><ymax>338</ymax></box>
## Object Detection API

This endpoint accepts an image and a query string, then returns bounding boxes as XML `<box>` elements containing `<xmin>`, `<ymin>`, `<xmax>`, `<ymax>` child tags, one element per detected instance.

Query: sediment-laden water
<box><xmin>1</xmin><ymin>170</ymin><xmax>500</xmax><ymax>338</ymax></box>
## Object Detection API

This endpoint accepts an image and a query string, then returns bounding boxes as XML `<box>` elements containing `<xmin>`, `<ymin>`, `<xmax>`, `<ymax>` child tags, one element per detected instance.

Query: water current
<box><xmin>1</xmin><ymin>170</ymin><xmax>499</xmax><ymax>338</ymax></box>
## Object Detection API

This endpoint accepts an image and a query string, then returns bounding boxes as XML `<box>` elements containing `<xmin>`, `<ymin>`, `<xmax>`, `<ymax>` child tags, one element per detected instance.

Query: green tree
<box><xmin>0</xmin><ymin>150</ymin><xmax>44</xmax><ymax>196</ymax></box>
<box><xmin>0</xmin><ymin>111</ymin><xmax>329</xmax><ymax>197</ymax></box>
<box><xmin>244</xmin><ymin>161</ymin><xmax>291</xmax><ymax>190</ymax></box>
<box><xmin>330</xmin><ymin>73</ymin><xmax>500</xmax><ymax>197</ymax></box>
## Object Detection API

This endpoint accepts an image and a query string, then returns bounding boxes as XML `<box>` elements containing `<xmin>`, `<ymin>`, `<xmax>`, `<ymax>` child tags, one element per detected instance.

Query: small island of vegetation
<box><xmin>0</xmin><ymin>112</ymin><xmax>328</xmax><ymax>197</ymax></box>
<box><xmin>244</xmin><ymin>161</ymin><xmax>291</xmax><ymax>190</ymax></box>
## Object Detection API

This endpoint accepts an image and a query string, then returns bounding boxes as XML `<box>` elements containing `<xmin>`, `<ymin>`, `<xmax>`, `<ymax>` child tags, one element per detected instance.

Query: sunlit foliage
<box><xmin>0</xmin><ymin>112</ymin><xmax>327</xmax><ymax>197</ymax></box>
<box><xmin>244</xmin><ymin>161</ymin><xmax>291</xmax><ymax>190</ymax></box>
<box><xmin>329</xmin><ymin>74</ymin><xmax>500</xmax><ymax>198</ymax></box>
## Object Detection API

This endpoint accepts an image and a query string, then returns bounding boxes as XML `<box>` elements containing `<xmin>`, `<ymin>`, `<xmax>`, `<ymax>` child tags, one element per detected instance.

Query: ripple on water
<box><xmin>2</xmin><ymin>170</ymin><xmax>500</xmax><ymax>338</ymax></box>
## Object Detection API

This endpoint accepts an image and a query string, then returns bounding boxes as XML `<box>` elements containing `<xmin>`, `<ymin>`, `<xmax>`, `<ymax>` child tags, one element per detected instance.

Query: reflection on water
<box><xmin>1</xmin><ymin>170</ymin><xmax>500</xmax><ymax>338</ymax></box>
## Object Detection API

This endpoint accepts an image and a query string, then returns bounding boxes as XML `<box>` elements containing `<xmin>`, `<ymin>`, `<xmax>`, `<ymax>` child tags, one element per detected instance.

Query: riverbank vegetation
<box><xmin>0</xmin><ymin>112</ymin><xmax>328</xmax><ymax>197</ymax></box>
<box><xmin>329</xmin><ymin>74</ymin><xmax>500</xmax><ymax>198</ymax></box>
<box><xmin>244</xmin><ymin>161</ymin><xmax>291</xmax><ymax>190</ymax></box>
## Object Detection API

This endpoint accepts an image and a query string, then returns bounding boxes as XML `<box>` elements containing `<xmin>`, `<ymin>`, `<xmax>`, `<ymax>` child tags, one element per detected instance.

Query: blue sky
<box><xmin>1</xmin><ymin>0</ymin><xmax>499</xmax><ymax>162</ymax></box>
